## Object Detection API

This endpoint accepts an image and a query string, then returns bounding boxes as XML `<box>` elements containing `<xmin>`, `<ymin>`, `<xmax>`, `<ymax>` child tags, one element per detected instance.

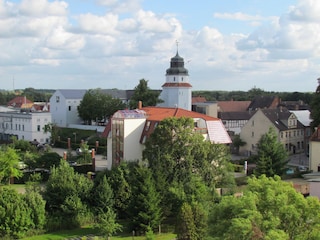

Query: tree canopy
<box><xmin>310</xmin><ymin>86</ymin><xmax>320</xmax><ymax>131</ymax></box>
<box><xmin>78</xmin><ymin>89</ymin><xmax>126</xmax><ymax>125</ymax></box>
<box><xmin>209</xmin><ymin>175</ymin><xmax>320</xmax><ymax>240</ymax></box>
<box><xmin>0</xmin><ymin>146</ymin><xmax>23</xmax><ymax>184</ymax></box>
<box><xmin>254</xmin><ymin>128</ymin><xmax>288</xmax><ymax>177</ymax></box>
<box><xmin>129</xmin><ymin>79</ymin><xmax>163</xmax><ymax>109</ymax></box>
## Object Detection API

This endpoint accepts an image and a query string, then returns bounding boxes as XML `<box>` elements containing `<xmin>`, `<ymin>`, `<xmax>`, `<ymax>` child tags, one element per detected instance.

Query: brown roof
<box><xmin>310</xmin><ymin>127</ymin><xmax>320</xmax><ymax>141</ymax></box>
<box><xmin>162</xmin><ymin>82</ymin><xmax>192</xmax><ymax>88</ymax></box>
<box><xmin>218</xmin><ymin>101</ymin><xmax>251</xmax><ymax>112</ymax></box>
<box><xmin>192</xmin><ymin>96</ymin><xmax>207</xmax><ymax>104</ymax></box>
<box><xmin>7</xmin><ymin>96</ymin><xmax>33</xmax><ymax>108</ymax></box>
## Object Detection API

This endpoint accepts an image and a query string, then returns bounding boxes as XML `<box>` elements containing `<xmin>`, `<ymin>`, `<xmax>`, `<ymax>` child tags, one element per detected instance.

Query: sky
<box><xmin>1</xmin><ymin>0</ymin><xmax>320</xmax><ymax>92</ymax></box>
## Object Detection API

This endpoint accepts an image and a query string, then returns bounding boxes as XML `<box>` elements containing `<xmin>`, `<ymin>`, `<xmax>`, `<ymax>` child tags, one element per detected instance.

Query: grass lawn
<box><xmin>22</xmin><ymin>226</ymin><xmax>176</xmax><ymax>240</ymax></box>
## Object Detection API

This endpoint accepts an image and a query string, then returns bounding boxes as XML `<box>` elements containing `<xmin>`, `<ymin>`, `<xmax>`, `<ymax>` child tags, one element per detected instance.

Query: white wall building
<box><xmin>158</xmin><ymin>51</ymin><xmax>192</xmax><ymax>111</ymax></box>
<box><xmin>50</xmin><ymin>89</ymin><xmax>86</xmax><ymax>127</ymax></box>
<box><xmin>103</xmin><ymin>107</ymin><xmax>231</xmax><ymax>168</ymax></box>
<box><xmin>0</xmin><ymin>111</ymin><xmax>51</xmax><ymax>144</ymax></box>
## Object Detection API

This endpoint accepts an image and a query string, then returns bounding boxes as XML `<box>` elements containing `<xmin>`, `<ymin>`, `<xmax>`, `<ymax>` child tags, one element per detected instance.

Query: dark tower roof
<box><xmin>166</xmin><ymin>51</ymin><xmax>189</xmax><ymax>75</ymax></box>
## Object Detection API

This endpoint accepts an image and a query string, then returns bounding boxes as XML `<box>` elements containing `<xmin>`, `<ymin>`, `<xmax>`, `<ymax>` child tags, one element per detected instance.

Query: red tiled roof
<box><xmin>142</xmin><ymin>106</ymin><xmax>220</xmax><ymax>121</ymax></box>
<box><xmin>162</xmin><ymin>82</ymin><xmax>192</xmax><ymax>88</ymax></box>
<box><xmin>7</xmin><ymin>96</ymin><xmax>33</xmax><ymax>108</ymax></box>
<box><xmin>192</xmin><ymin>96</ymin><xmax>207</xmax><ymax>104</ymax></box>
<box><xmin>218</xmin><ymin>101</ymin><xmax>251</xmax><ymax>112</ymax></box>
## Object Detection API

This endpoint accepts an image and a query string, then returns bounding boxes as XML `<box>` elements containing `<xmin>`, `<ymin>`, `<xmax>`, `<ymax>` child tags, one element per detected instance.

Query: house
<box><xmin>309</xmin><ymin>127</ymin><xmax>320</xmax><ymax>172</ymax></box>
<box><xmin>216</xmin><ymin>100</ymin><xmax>253</xmax><ymax>135</ymax></box>
<box><xmin>0</xmin><ymin>110</ymin><xmax>51</xmax><ymax>144</ymax></box>
<box><xmin>247</xmin><ymin>96</ymin><xmax>280</xmax><ymax>110</ymax></box>
<box><xmin>239</xmin><ymin>108</ymin><xmax>306</xmax><ymax>156</ymax></box>
<box><xmin>102</xmin><ymin>106</ymin><xmax>231</xmax><ymax>168</ymax></box>
<box><xmin>50</xmin><ymin>89</ymin><xmax>87</xmax><ymax>127</ymax></box>
<box><xmin>7</xmin><ymin>96</ymin><xmax>33</xmax><ymax>109</ymax></box>
<box><xmin>192</xmin><ymin>102</ymin><xmax>218</xmax><ymax>118</ymax></box>
<box><xmin>50</xmin><ymin>89</ymin><xmax>131</xmax><ymax>128</ymax></box>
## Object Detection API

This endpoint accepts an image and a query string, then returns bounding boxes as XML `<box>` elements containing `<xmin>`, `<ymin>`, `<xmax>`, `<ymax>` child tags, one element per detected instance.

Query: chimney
<box><xmin>138</xmin><ymin>101</ymin><xmax>142</xmax><ymax>109</ymax></box>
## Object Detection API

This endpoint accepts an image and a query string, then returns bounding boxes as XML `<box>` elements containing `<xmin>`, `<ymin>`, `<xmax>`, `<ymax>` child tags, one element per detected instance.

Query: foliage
<box><xmin>43</xmin><ymin>160</ymin><xmax>94</xmax><ymax>229</ymax></box>
<box><xmin>0</xmin><ymin>187</ymin><xmax>33</xmax><ymax>239</ymax></box>
<box><xmin>143</xmin><ymin>117</ymin><xmax>234</xmax><ymax>217</ymax></box>
<box><xmin>254</xmin><ymin>128</ymin><xmax>288</xmax><ymax>177</ymax></box>
<box><xmin>10</xmin><ymin>137</ymin><xmax>37</xmax><ymax>152</ymax></box>
<box><xmin>129</xmin><ymin>79</ymin><xmax>163</xmax><ymax>109</ymax></box>
<box><xmin>77</xmin><ymin>89</ymin><xmax>125</xmax><ymax>125</ymax></box>
<box><xmin>310</xmin><ymin>88</ymin><xmax>320</xmax><ymax>131</ymax></box>
<box><xmin>38</xmin><ymin>152</ymin><xmax>62</xmax><ymax>169</ymax></box>
<box><xmin>94</xmin><ymin>207</ymin><xmax>122</xmax><ymax>239</ymax></box>
<box><xmin>91</xmin><ymin>175</ymin><xmax>114</xmax><ymax>213</ymax></box>
<box><xmin>43</xmin><ymin>123</ymin><xmax>59</xmax><ymax>145</ymax></box>
<box><xmin>107</xmin><ymin>163</ymin><xmax>132</xmax><ymax>219</ymax></box>
<box><xmin>128</xmin><ymin>164</ymin><xmax>162</xmax><ymax>233</ymax></box>
<box><xmin>176</xmin><ymin>202</ymin><xmax>197</xmax><ymax>240</ymax></box>
<box><xmin>0</xmin><ymin>146</ymin><xmax>23</xmax><ymax>184</ymax></box>
<box><xmin>209</xmin><ymin>175</ymin><xmax>320</xmax><ymax>240</ymax></box>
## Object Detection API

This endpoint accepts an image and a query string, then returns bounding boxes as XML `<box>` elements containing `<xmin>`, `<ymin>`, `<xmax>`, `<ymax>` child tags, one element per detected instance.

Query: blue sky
<box><xmin>1</xmin><ymin>0</ymin><xmax>320</xmax><ymax>92</ymax></box>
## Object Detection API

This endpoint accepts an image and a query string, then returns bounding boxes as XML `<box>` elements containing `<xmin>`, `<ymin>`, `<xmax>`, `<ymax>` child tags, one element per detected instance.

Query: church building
<box><xmin>158</xmin><ymin>50</ymin><xmax>192</xmax><ymax>110</ymax></box>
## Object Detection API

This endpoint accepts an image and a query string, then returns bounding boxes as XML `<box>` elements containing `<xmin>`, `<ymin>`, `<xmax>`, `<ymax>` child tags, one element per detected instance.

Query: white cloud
<box><xmin>214</xmin><ymin>12</ymin><xmax>265</xmax><ymax>21</ymax></box>
<box><xmin>19</xmin><ymin>0</ymin><xmax>68</xmax><ymax>17</ymax></box>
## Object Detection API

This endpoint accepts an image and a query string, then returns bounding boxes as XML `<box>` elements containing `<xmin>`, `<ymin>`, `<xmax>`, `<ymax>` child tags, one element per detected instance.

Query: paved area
<box><xmin>287</xmin><ymin>153</ymin><xmax>309</xmax><ymax>168</ymax></box>
<box><xmin>52</xmin><ymin>147</ymin><xmax>111</xmax><ymax>171</ymax></box>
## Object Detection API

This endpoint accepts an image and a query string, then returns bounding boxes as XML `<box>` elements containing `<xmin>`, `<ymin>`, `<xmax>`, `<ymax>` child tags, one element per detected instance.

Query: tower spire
<box><xmin>176</xmin><ymin>40</ymin><xmax>179</xmax><ymax>54</ymax></box>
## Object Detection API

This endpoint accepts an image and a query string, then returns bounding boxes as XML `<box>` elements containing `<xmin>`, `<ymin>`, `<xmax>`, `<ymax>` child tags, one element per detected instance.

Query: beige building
<box><xmin>240</xmin><ymin>108</ymin><xmax>306</xmax><ymax>156</ymax></box>
<box><xmin>309</xmin><ymin>128</ymin><xmax>320</xmax><ymax>172</ymax></box>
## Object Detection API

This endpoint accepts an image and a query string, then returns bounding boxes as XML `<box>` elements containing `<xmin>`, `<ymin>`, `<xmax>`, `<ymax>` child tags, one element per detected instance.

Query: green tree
<box><xmin>43</xmin><ymin>160</ymin><xmax>93</xmax><ymax>229</ymax></box>
<box><xmin>254</xmin><ymin>128</ymin><xmax>288</xmax><ymax>177</ymax></box>
<box><xmin>78</xmin><ymin>89</ymin><xmax>125</xmax><ymax>125</ymax></box>
<box><xmin>129</xmin><ymin>79</ymin><xmax>163</xmax><ymax>109</ymax></box>
<box><xmin>91</xmin><ymin>175</ymin><xmax>114</xmax><ymax>213</ymax></box>
<box><xmin>94</xmin><ymin>207</ymin><xmax>122</xmax><ymax>240</ymax></box>
<box><xmin>128</xmin><ymin>164</ymin><xmax>162</xmax><ymax>233</ymax></box>
<box><xmin>176</xmin><ymin>202</ymin><xmax>197</xmax><ymax>240</ymax></box>
<box><xmin>143</xmin><ymin>117</ymin><xmax>234</xmax><ymax>216</ymax></box>
<box><xmin>0</xmin><ymin>187</ymin><xmax>33</xmax><ymax>239</ymax></box>
<box><xmin>209</xmin><ymin>175</ymin><xmax>320</xmax><ymax>240</ymax></box>
<box><xmin>108</xmin><ymin>163</ymin><xmax>132</xmax><ymax>219</ymax></box>
<box><xmin>310</xmin><ymin>83</ymin><xmax>320</xmax><ymax>131</ymax></box>
<box><xmin>0</xmin><ymin>146</ymin><xmax>23</xmax><ymax>184</ymax></box>
<box><xmin>43</xmin><ymin>123</ymin><xmax>59</xmax><ymax>145</ymax></box>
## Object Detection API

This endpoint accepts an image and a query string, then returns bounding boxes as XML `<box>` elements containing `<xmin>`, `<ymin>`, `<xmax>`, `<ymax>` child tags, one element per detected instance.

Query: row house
<box><xmin>240</xmin><ymin>108</ymin><xmax>308</xmax><ymax>156</ymax></box>
<box><xmin>0</xmin><ymin>110</ymin><xmax>51</xmax><ymax>144</ymax></box>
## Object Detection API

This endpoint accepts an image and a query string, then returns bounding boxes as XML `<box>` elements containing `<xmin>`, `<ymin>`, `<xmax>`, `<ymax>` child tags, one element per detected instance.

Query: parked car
<box><xmin>76</xmin><ymin>148</ymin><xmax>92</xmax><ymax>155</ymax></box>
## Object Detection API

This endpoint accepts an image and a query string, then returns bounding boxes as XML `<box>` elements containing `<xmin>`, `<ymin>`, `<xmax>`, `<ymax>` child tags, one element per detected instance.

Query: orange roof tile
<box><xmin>142</xmin><ymin>106</ymin><xmax>220</xmax><ymax>121</ymax></box>
<box><xmin>162</xmin><ymin>82</ymin><xmax>192</xmax><ymax>88</ymax></box>
<box><xmin>192</xmin><ymin>96</ymin><xmax>207</xmax><ymax>104</ymax></box>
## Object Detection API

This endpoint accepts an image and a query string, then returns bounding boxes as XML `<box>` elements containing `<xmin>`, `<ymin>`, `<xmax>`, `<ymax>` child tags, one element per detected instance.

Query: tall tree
<box><xmin>43</xmin><ymin>160</ymin><xmax>93</xmax><ymax>229</ymax></box>
<box><xmin>254</xmin><ymin>128</ymin><xmax>288</xmax><ymax>177</ymax></box>
<box><xmin>143</xmin><ymin>117</ymin><xmax>234</xmax><ymax>217</ymax></box>
<box><xmin>209</xmin><ymin>175</ymin><xmax>320</xmax><ymax>240</ymax></box>
<box><xmin>128</xmin><ymin>164</ymin><xmax>162</xmax><ymax>233</ymax></box>
<box><xmin>129</xmin><ymin>79</ymin><xmax>162</xmax><ymax>109</ymax></box>
<box><xmin>0</xmin><ymin>146</ymin><xmax>23</xmax><ymax>184</ymax></box>
<box><xmin>78</xmin><ymin>89</ymin><xmax>125</xmax><ymax>125</ymax></box>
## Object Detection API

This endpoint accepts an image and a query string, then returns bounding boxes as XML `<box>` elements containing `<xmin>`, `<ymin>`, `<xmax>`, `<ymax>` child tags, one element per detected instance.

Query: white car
<box><xmin>76</xmin><ymin>148</ymin><xmax>92</xmax><ymax>155</ymax></box>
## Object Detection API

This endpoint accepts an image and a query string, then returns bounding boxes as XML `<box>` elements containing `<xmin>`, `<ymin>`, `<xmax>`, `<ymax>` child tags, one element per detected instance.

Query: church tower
<box><xmin>158</xmin><ymin>48</ymin><xmax>192</xmax><ymax>110</ymax></box>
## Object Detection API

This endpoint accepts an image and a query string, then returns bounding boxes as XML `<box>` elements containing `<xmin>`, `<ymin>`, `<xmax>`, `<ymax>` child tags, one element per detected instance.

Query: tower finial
<box><xmin>176</xmin><ymin>40</ymin><xmax>179</xmax><ymax>54</ymax></box>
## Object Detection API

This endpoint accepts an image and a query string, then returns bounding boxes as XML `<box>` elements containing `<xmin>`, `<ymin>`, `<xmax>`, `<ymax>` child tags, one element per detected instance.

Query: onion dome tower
<box><xmin>158</xmin><ymin>45</ymin><xmax>192</xmax><ymax>110</ymax></box>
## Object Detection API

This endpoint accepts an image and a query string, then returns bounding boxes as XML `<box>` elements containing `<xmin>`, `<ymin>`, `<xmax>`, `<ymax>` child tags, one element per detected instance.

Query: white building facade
<box><xmin>0</xmin><ymin>111</ymin><xmax>51</xmax><ymax>143</ymax></box>
<box><xmin>158</xmin><ymin>51</ymin><xmax>192</xmax><ymax>111</ymax></box>
<box><xmin>50</xmin><ymin>89</ymin><xmax>86</xmax><ymax>127</ymax></box>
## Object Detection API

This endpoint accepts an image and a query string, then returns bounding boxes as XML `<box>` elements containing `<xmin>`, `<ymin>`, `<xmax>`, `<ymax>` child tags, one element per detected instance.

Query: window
<box><xmin>68</xmin><ymin>106</ymin><xmax>71</xmax><ymax>111</ymax></box>
<box><xmin>251</xmin><ymin>131</ymin><xmax>254</xmax><ymax>137</ymax></box>
<box><xmin>37</xmin><ymin>125</ymin><xmax>41</xmax><ymax>132</ymax></box>
<box><xmin>56</xmin><ymin>96</ymin><xmax>60</xmax><ymax>103</ymax></box>
<box><xmin>22</xmin><ymin>125</ymin><xmax>24</xmax><ymax>131</ymax></box>
<box><xmin>252</xmin><ymin>120</ymin><xmax>254</xmax><ymax>126</ymax></box>
<box><xmin>280</xmin><ymin>132</ymin><xmax>283</xmax><ymax>138</ymax></box>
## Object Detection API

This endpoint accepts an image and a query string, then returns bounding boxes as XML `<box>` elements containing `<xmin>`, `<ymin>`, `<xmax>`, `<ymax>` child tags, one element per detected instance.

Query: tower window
<box><xmin>182</xmin><ymin>77</ymin><xmax>183</xmax><ymax>81</ymax></box>
<box><xmin>174</xmin><ymin>77</ymin><xmax>175</xmax><ymax>81</ymax></box>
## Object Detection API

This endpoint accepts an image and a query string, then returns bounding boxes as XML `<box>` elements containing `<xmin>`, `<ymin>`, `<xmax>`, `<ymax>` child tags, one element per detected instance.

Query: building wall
<box><xmin>50</xmin><ymin>90</ymin><xmax>83</xmax><ymax>127</ymax></box>
<box><xmin>309</xmin><ymin>181</ymin><xmax>320</xmax><ymax>199</ymax></box>
<box><xmin>50</xmin><ymin>90</ymin><xmax>68</xmax><ymax>127</ymax></box>
<box><xmin>240</xmin><ymin>110</ymin><xmax>277</xmax><ymax>155</ymax></box>
<box><xmin>310</xmin><ymin>140</ymin><xmax>320</xmax><ymax>172</ymax></box>
<box><xmin>0</xmin><ymin>111</ymin><xmax>51</xmax><ymax>143</ymax></box>
<box><xmin>123</xmin><ymin>118</ymin><xmax>146</xmax><ymax>161</ymax></box>
<box><xmin>159</xmin><ymin>86</ymin><xmax>192</xmax><ymax>111</ymax></box>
